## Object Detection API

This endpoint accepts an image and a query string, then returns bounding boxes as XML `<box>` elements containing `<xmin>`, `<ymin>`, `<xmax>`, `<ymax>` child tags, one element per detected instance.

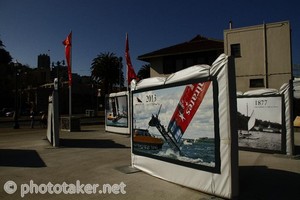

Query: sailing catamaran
<box><xmin>107</xmin><ymin>97</ymin><xmax>127</xmax><ymax>122</ymax></box>
<box><xmin>239</xmin><ymin>106</ymin><xmax>256</xmax><ymax>139</ymax></box>
<box><xmin>148</xmin><ymin>81</ymin><xmax>211</xmax><ymax>152</ymax></box>
<box><xmin>247</xmin><ymin>110</ymin><xmax>256</xmax><ymax>133</ymax></box>
<box><xmin>148</xmin><ymin>104</ymin><xmax>182</xmax><ymax>152</ymax></box>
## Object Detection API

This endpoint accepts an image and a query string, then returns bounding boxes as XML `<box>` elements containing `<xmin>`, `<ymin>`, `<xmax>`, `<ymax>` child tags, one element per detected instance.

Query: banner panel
<box><xmin>132</xmin><ymin>79</ymin><xmax>220</xmax><ymax>172</ymax></box>
<box><xmin>131</xmin><ymin>54</ymin><xmax>239</xmax><ymax>199</ymax></box>
<box><xmin>105</xmin><ymin>92</ymin><xmax>129</xmax><ymax>134</ymax></box>
<box><xmin>237</xmin><ymin>96</ymin><xmax>285</xmax><ymax>153</ymax></box>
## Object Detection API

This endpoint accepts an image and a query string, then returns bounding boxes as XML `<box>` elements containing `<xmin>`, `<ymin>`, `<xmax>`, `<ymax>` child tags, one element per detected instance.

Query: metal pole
<box><xmin>69</xmin><ymin>73</ymin><xmax>72</xmax><ymax>131</ymax></box>
<box><xmin>119</xmin><ymin>57</ymin><xmax>122</xmax><ymax>91</ymax></box>
<box><xmin>263</xmin><ymin>22</ymin><xmax>269</xmax><ymax>88</ymax></box>
<box><xmin>53</xmin><ymin>78</ymin><xmax>60</xmax><ymax>146</ymax></box>
<box><xmin>13</xmin><ymin>60</ymin><xmax>20</xmax><ymax>129</ymax></box>
<box><xmin>69</xmin><ymin>37</ymin><xmax>72</xmax><ymax>131</ymax></box>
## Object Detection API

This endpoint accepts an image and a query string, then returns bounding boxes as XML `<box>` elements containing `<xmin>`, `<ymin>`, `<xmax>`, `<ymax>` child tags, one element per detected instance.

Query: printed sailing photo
<box><xmin>105</xmin><ymin>95</ymin><xmax>128</xmax><ymax>127</ymax></box>
<box><xmin>132</xmin><ymin>80</ymin><xmax>220</xmax><ymax>171</ymax></box>
<box><xmin>237</xmin><ymin>96</ymin><xmax>284</xmax><ymax>152</ymax></box>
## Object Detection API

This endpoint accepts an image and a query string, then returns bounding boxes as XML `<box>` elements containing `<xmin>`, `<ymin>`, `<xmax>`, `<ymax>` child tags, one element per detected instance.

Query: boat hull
<box><xmin>133</xmin><ymin>136</ymin><xmax>164</xmax><ymax>150</ymax></box>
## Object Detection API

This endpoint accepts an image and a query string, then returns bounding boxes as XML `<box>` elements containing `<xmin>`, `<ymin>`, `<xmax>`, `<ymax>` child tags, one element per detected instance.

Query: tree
<box><xmin>90</xmin><ymin>52</ymin><xmax>124</xmax><ymax>95</ymax></box>
<box><xmin>137</xmin><ymin>64</ymin><xmax>150</xmax><ymax>80</ymax></box>
<box><xmin>0</xmin><ymin>39</ymin><xmax>14</xmax><ymax>108</ymax></box>
<box><xmin>0</xmin><ymin>39</ymin><xmax>12</xmax><ymax>65</ymax></box>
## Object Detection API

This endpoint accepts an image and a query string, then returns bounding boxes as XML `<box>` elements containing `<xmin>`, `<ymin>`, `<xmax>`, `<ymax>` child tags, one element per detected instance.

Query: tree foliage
<box><xmin>0</xmin><ymin>39</ymin><xmax>12</xmax><ymax>65</ymax></box>
<box><xmin>0</xmin><ymin>39</ymin><xmax>14</xmax><ymax>107</ymax></box>
<box><xmin>137</xmin><ymin>64</ymin><xmax>150</xmax><ymax>80</ymax></box>
<box><xmin>91</xmin><ymin>52</ymin><xmax>124</xmax><ymax>95</ymax></box>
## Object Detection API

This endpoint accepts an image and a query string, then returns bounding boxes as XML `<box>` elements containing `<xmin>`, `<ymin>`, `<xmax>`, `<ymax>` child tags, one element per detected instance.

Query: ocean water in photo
<box><xmin>135</xmin><ymin>138</ymin><xmax>216</xmax><ymax>167</ymax></box>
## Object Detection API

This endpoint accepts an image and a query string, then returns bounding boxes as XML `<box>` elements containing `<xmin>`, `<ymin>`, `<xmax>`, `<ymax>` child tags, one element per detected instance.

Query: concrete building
<box><xmin>138</xmin><ymin>35</ymin><xmax>223</xmax><ymax>77</ymax></box>
<box><xmin>224</xmin><ymin>21</ymin><xmax>292</xmax><ymax>92</ymax></box>
<box><xmin>137</xmin><ymin>21</ymin><xmax>292</xmax><ymax>93</ymax></box>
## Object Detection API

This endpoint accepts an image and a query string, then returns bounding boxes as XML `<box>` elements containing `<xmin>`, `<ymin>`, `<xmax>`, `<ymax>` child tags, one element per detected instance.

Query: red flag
<box><xmin>125</xmin><ymin>33</ymin><xmax>137</xmax><ymax>85</ymax></box>
<box><xmin>62</xmin><ymin>32</ymin><xmax>72</xmax><ymax>86</ymax></box>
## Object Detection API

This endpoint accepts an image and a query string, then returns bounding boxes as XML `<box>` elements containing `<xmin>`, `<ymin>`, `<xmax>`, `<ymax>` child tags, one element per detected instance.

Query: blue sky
<box><xmin>1</xmin><ymin>0</ymin><xmax>299</xmax><ymax>76</ymax></box>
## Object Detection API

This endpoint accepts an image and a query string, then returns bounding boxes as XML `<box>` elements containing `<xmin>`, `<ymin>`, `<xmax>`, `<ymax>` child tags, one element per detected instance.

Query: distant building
<box><xmin>224</xmin><ymin>21</ymin><xmax>292</xmax><ymax>92</ymax></box>
<box><xmin>138</xmin><ymin>35</ymin><xmax>224</xmax><ymax>77</ymax></box>
<box><xmin>30</xmin><ymin>54</ymin><xmax>52</xmax><ymax>85</ymax></box>
<box><xmin>37</xmin><ymin>54</ymin><xmax>50</xmax><ymax>69</ymax></box>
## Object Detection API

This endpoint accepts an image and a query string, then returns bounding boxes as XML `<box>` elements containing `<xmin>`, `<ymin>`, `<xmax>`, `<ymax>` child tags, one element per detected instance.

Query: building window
<box><xmin>230</xmin><ymin>44</ymin><xmax>241</xmax><ymax>57</ymax></box>
<box><xmin>250</xmin><ymin>78</ymin><xmax>264</xmax><ymax>88</ymax></box>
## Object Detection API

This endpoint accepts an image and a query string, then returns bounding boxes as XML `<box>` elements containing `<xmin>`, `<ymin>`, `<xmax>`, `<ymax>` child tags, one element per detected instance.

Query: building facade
<box><xmin>224</xmin><ymin>21</ymin><xmax>292</xmax><ymax>92</ymax></box>
<box><xmin>138</xmin><ymin>35</ymin><xmax>224</xmax><ymax>77</ymax></box>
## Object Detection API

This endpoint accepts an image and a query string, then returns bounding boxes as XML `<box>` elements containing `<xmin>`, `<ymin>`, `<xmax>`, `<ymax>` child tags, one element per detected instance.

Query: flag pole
<box><xmin>69</xmin><ymin>32</ymin><xmax>72</xmax><ymax>131</ymax></box>
<box><xmin>62</xmin><ymin>31</ymin><xmax>72</xmax><ymax>131</ymax></box>
<box><xmin>69</xmin><ymin>81</ymin><xmax>72</xmax><ymax>131</ymax></box>
<box><xmin>125</xmin><ymin>33</ymin><xmax>132</xmax><ymax>168</ymax></box>
<box><xmin>126</xmin><ymin>33</ymin><xmax>129</xmax><ymax>92</ymax></box>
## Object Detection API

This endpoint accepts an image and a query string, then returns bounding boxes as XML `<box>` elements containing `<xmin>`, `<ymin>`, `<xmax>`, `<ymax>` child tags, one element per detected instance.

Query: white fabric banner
<box><xmin>237</xmin><ymin>82</ymin><xmax>294</xmax><ymax>155</ymax></box>
<box><xmin>105</xmin><ymin>91</ymin><xmax>130</xmax><ymax>134</ymax></box>
<box><xmin>130</xmin><ymin>54</ymin><xmax>238</xmax><ymax>199</ymax></box>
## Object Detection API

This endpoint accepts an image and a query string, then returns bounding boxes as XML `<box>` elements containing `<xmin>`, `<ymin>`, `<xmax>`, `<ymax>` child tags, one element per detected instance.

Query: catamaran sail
<box><xmin>108</xmin><ymin>97</ymin><xmax>122</xmax><ymax>122</ymax></box>
<box><xmin>247</xmin><ymin>110</ymin><xmax>256</xmax><ymax>131</ymax></box>
<box><xmin>167</xmin><ymin>81</ymin><xmax>211</xmax><ymax>143</ymax></box>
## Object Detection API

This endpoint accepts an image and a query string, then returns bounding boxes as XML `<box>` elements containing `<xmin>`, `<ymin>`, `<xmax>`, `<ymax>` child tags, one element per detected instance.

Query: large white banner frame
<box><xmin>105</xmin><ymin>91</ymin><xmax>130</xmax><ymax>134</ymax></box>
<box><xmin>130</xmin><ymin>54</ymin><xmax>238</xmax><ymax>199</ymax></box>
<box><xmin>237</xmin><ymin>81</ymin><xmax>294</xmax><ymax>155</ymax></box>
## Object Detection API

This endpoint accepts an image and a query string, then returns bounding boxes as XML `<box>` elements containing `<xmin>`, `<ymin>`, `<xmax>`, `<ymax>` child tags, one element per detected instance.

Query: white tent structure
<box><xmin>130</xmin><ymin>54</ymin><xmax>238</xmax><ymax>199</ymax></box>
<box><xmin>237</xmin><ymin>81</ymin><xmax>294</xmax><ymax>155</ymax></box>
<box><xmin>105</xmin><ymin>91</ymin><xmax>130</xmax><ymax>134</ymax></box>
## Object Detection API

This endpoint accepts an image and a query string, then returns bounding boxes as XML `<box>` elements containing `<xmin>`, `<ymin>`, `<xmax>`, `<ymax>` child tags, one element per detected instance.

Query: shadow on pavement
<box><xmin>59</xmin><ymin>138</ymin><xmax>129</xmax><ymax>149</ymax></box>
<box><xmin>239</xmin><ymin>166</ymin><xmax>300</xmax><ymax>199</ymax></box>
<box><xmin>0</xmin><ymin>149</ymin><xmax>46</xmax><ymax>168</ymax></box>
<box><xmin>294</xmin><ymin>145</ymin><xmax>300</xmax><ymax>155</ymax></box>
<box><xmin>77</xmin><ymin>129</ymin><xmax>98</xmax><ymax>132</ymax></box>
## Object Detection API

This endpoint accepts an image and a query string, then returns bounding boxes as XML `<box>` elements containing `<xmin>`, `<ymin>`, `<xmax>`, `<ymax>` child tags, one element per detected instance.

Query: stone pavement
<box><xmin>0</xmin><ymin>125</ymin><xmax>299</xmax><ymax>200</ymax></box>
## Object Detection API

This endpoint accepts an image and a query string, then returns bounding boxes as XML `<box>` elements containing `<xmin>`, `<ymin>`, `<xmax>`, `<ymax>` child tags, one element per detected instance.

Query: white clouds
<box><xmin>133</xmin><ymin>83</ymin><xmax>215</xmax><ymax>139</ymax></box>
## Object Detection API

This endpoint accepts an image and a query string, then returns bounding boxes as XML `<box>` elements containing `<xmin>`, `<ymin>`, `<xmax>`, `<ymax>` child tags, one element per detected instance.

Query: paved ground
<box><xmin>0</xmin><ymin>124</ymin><xmax>299</xmax><ymax>200</ymax></box>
